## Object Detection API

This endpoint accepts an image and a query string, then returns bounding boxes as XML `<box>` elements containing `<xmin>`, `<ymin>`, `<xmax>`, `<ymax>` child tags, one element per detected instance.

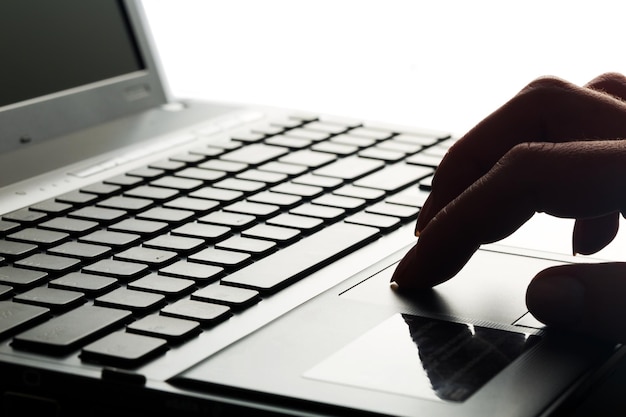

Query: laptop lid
<box><xmin>0</xmin><ymin>0</ymin><xmax>168</xmax><ymax>154</ymax></box>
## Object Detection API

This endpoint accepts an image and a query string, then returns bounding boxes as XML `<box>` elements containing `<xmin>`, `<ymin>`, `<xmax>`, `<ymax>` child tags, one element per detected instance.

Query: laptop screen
<box><xmin>0</xmin><ymin>0</ymin><xmax>144</xmax><ymax>108</ymax></box>
<box><xmin>0</xmin><ymin>0</ymin><xmax>167</xmax><ymax>154</ymax></box>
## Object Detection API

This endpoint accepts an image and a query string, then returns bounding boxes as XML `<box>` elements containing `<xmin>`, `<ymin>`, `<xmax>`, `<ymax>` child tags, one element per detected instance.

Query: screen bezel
<box><xmin>0</xmin><ymin>0</ymin><xmax>169</xmax><ymax>153</ymax></box>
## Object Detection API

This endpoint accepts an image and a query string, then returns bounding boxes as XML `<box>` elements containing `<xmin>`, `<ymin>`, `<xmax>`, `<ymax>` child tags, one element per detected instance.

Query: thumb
<box><xmin>526</xmin><ymin>262</ymin><xmax>626</xmax><ymax>343</ymax></box>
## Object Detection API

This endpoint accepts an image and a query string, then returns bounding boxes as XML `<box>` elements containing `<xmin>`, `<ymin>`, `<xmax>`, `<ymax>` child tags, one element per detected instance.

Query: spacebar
<box><xmin>221</xmin><ymin>222</ymin><xmax>380</xmax><ymax>293</ymax></box>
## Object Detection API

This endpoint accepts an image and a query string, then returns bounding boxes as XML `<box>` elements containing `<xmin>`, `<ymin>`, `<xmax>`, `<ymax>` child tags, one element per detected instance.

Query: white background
<box><xmin>141</xmin><ymin>1</ymin><xmax>626</xmax><ymax>259</ymax></box>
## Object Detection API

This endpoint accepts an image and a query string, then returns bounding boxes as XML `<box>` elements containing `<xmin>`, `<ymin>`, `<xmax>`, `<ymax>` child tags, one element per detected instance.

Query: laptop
<box><xmin>0</xmin><ymin>1</ymin><xmax>623</xmax><ymax>416</ymax></box>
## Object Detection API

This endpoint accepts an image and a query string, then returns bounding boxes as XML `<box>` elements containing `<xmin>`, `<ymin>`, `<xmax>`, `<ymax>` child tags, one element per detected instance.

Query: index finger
<box><xmin>416</xmin><ymin>75</ymin><xmax>626</xmax><ymax>234</ymax></box>
<box><xmin>393</xmin><ymin>140</ymin><xmax>626</xmax><ymax>289</ymax></box>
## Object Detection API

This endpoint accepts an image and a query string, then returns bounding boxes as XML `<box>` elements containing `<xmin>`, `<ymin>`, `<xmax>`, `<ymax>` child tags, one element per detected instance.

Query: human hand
<box><xmin>391</xmin><ymin>73</ymin><xmax>626</xmax><ymax>342</ymax></box>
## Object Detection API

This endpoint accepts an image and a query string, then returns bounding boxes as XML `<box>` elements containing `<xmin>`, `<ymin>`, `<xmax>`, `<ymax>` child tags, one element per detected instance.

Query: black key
<box><xmin>354</xmin><ymin>163</ymin><xmax>433</xmax><ymax>193</ymax></box>
<box><xmin>69</xmin><ymin>206</ymin><xmax>126</xmax><ymax>223</ymax></box>
<box><xmin>48</xmin><ymin>242</ymin><xmax>112</xmax><ymax>261</ymax></box>
<box><xmin>230</xmin><ymin>131</ymin><xmax>265</xmax><ymax>143</ymax></box>
<box><xmin>81</xmin><ymin>331</ymin><xmax>167</xmax><ymax>366</ymax></box>
<box><xmin>124</xmin><ymin>185</ymin><xmax>178</xmax><ymax>201</ymax></box>
<box><xmin>224</xmin><ymin>201</ymin><xmax>280</xmax><ymax>218</ymax></box>
<box><xmin>128</xmin><ymin>273</ymin><xmax>195</xmax><ymax>297</ymax></box>
<box><xmin>265</xmin><ymin>135</ymin><xmax>311</xmax><ymax>149</ymax></box>
<box><xmin>349</xmin><ymin>127</ymin><xmax>393</xmax><ymax>140</ymax></box>
<box><xmin>79</xmin><ymin>230</ymin><xmax>141</xmax><ymax>248</ymax></box>
<box><xmin>15</xmin><ymin>254</ymin><xmax>81</xmax><ymax>274</ymax></box>
<box><xmin>83</xmin><ymin>259</ymin><xmax>149</xmax><ymax>280</ymax></box>
<box><xmin>150</xmin><ymin>176</ymin><xmax>203</xmax><ymax>191</ymax></box>
<box><xmin>13</xmin><ymin>305</ymin><xmax>131</xmax><ymax>354</ymax></box>
<box><xmin>376</xmin><ymin>139</ymin><xmax>422</xmax><ymax>154</ymax></box>
<box><xmin>241</xmin><ymin>224</ymin><xmax>300</xmax><ymax>244</ymax></box>
<box><xmin>304</xmin><ymin>121</ymin><xmax>348</xmax><ymax>135</ymax></box>
<box><xmin>271</xmin><ymin>183</ymin><xmax>323</xmax><ymax>198</ymax></box>
<box><xmin>188</xmin><ymin>248</ymin><xmax>251</xmax><ymax>269</ymax></box>
<box><xmin>221</xmin><ymin>222</ymin><xmax>379</xmax><ymax>293</ymax></box>
<box><xmin>345</xmin><ymin>212</ymin><xmax>401</xmax><ymax>231</ymax></box>
<box><xmin>0</xmin><ymin>240</ymin><xmax>37</xmax><ymax>258</ymax></box>
<box><xmin>55</xmin><ymin>191</ymin><xmax>98</xmax><ymax>206</ymax></box>
<box><xmin>236</xmin><ymin>169</ymin><xmax>287</xmax><ymax>185</ymax></box>
<box><xmin>331</xmin><ymin>134</ymin><xmax>376</xmax><ymax>148</ymax></box>
<box><xmin>189</xmin><ymin>187</ymin><xmax>243</xmax><ymax>203</ymax></box>
<box><xmin>30</xmin><ymin>200</ymin><xmax>72</xmax><ymax>215</ymax></box>
<box><xmin>161</xmin><ymin>299</ymin><xmax>230</xmax><ymax>326</ymax></box>
<box><xmin>171</xmin><ymin>223</ymin><xmax>231</xmax><ymax>242</ymax></box>
<box><xmin>14</xmin><ymin>287</ymin><xmax>85</xmax><ymax>312</ymax></box>
<box><xmin>284</xmin><ymin>128</ymin><xmax>329</xmax><ymax>142</ymax></box>
<box><xmin>358</xmin><ymin>147</ymin><xmax>405</xmax><ymax>162</ymax></box>
<box><xmin>3</xmin><ymin>208</ymin><xmax>47</xmax><ymax>224</ymax></box>
<box><xmin>385</xmin><ymin>187</ymin><xmax>430</xmax><ymax>207</ymax></box>
<box><xmin>136</xmin><ymin>207</ymin><xmax>194</xmax><ymax>224</ymax></box>
<box><xmin>143</xmin><ymin>234</ymin><xmax>205</xmax><ymax>253</ymax></box>
<box><xmin>0</xmin><ymin>301</ymin><xmax>49</xmax><ymax>338</ymax></box>
<box><xmin>8</xmin><ymin>228</ymin><xmax>69</xmax><ymax>246</ymax></box>
<box><xmin>312</xmin><ymin>194</ymin><xmax>366</xmax><ymax>212</ymax></box>
<box><xmin>290</xmin><ymin>203</ymin><xmax>345</xmax><ymax>222</ymax></box>
<box><xmin>164</xmin><ymin>196</ymin><xmax>219</xmax><ymax>213</ymax></box>
<box><xmin>405</xmin><ymin>153</ymin><xmax>442</xmax><ymax>168</ymax></box>
<box><xmin>95</xmin><ymin>288</ymin><xmax>165</xmax><ymax>313</ymax></box>
<box><xmin>220</xmin><ymin>143</ymin><xmax>288</xmax><ymax>165</ymax></box>
<box><xmin>149</xmin><ymin>159</ymin><xmax>186</xmax><ymax>171</ymax></box>
<box><xmin>49</xmin><ymin>272</ymin><xmax>118</xmax><ymax>296</ymax></box>
<box><xmin>292</xmin><ymin>174</ymin><xmax>343</xmax><ymax>190</ymax></box>
<box><xmin>266</xmin><ymin>213</ymin><xmax>323</xmax><ymax>233</ymax></box>
<box><xmin>104</xmin><ymin>174</ymin><xmax>143</xmax><ymax>188</ymax></box>
<box><xmin>81</xmin><ymin>182</ymin><xmax>121</xmax><ymax>196</ymax></box>
<box><xmin>314</xmin><ymin>156</ymin><xmax>384</xmax><ymax>181</ymax></box>
<box><xmin>199</xmin><ymin>211</ymin><xmax>256</xmax><ymax>229</ymax></box>
<box><xmin>169</xmin><ymin>152</ymin><xmax>205</xmax><ymax>164</ymax></box>
<box><xmin>114</xmin><ymin>247</ymin><xmax>177</xmax><ymax>267</ymax></box>
<box><xmin>257</xmin><ymin>161</ymin><xmax>307</xmax><ymax>176</ymax></box>
<box><xmin>109</xmin><ymin>219</ymin><xmax>168</xmax><ymax>236</ymax></box>
<box><xmin>247</xmin><ymin>191</ymin><xmax>302</xmax><ymax>208</ymax></box>
<box><xmin>366</xmin><ymin>202</ymin><xmax>419</xmax><ymax>221</ymax></box>
<box><xmin>39</xmin><ymin>217</ymin><xmax>99</xmax><ymax>234</ymax></box>
<box><xmin>198</xmin><ymin>160</ymin><xmax>247</xmax><ymax>174</ymax></box>
<box><xmin>279</xmin><ymin>150</ymin><xmax>336</xmax><ymax>168</ymax></box>
<box><xmin>127</xmin><ymin>167</ymin><xmax>164</xmax><ymax>179</ymax></box>
<box><xmin>175</xmin><ymin>167</ymin><xmax>226</xmax><ymax>182</ymax></box>
<box><xmin>0</xmin><ymin>220</ymin><xmax>20</xmax><ymax>235</ymax></box>
<box><xmin>333</xmin><ymin>185</ymin><xmax>385</xmax><ymax>201</ymax></box>
<box><xmin>127</xmin><ymin>315</ymin><xmax>200</xmax><ymax>342</ymax></box>
<box><xmin>216</xmin><ymin>236</ymin><xmax>277</xmax><ymax>256</ymax></box>
<box><xmin>312</xmin><ymin>142</ymin><xmax>358</xmax><ymax>156</ymax></box>
<box><xmin>213</xmin><ymin>178</ymin><xmax>265</xmax><ymax>194</ymax></box>
<box><xmin>0</xmin><ymin>285</ymin><xmax>12</xmax><ymax>299</ymax></box>
<box><xmin>192</xmin><ymin>284</ymin><xmax>260</xmax><ymax>310</ymax></box>
<box><xmin>159</xmin><ymin>261</ymin><xmax>223</xmax><ymax>282</ymax></box>
<box><xmin>0</xmin><ymin>267</ymin><xmax>48</xmax><ymax>289</ymax></box>
<box><xmin>98</xmin><ymin>196</ymin><xmax>153</xmax><ymax>212</ymax></box>
<box><xmin>394</xmin><ymin>133</ymin><xmax>442</xmax><ymax>147</ymax></box>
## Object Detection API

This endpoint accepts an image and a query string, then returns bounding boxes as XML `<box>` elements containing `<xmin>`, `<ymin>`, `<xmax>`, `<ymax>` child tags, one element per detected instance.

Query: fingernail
<box><xmin>527</xmin><ymin>275</ymin><xmax>585</xmax><ymax>327</ymax></box>
<box><xmin>390</xmin><ymin>281</ymin><xmax>400</xmax><ymax>290</ymax></box>
<box><xmin>414</xmin><ymin>229</ymin><xmax>421</xmax><ymax>237</ymax></box>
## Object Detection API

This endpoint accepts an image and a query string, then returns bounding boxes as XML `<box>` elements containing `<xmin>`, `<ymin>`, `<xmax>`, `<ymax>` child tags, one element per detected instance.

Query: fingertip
<box><xmin>526</xmin><ymin>274</ymin><xmax>585</xmax><ymax>328</ymax></box>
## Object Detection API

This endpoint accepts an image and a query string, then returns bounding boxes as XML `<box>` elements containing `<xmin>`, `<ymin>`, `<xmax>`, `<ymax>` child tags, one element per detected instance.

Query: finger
<box><xmin>572</xmin><ymin>214</ymin><xmax>619</xmax><ymax>255</ymax></box>
<box><xmin>392</xmin><ymin>140</ymin><xmax>626</xmax><ymax>289</ymax></box>
<box><xmin>570</xmin><ymin>74</ymin><xmax>626</xmax><ymax>251</ymax></box>
<box><xmin>527</xmin><ymin>262</ymin><xmax>626</xmax><ymax>343</ymax></box>
<box><xmin>416</xmin><ymin>75</ymin><xmax>626</xmax><ymax>234</ymax></box>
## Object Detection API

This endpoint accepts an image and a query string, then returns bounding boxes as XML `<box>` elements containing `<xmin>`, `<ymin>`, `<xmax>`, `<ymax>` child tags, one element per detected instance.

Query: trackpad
<box><xmin>305</xmin><ymin>313</ymin><xmax>539</xmax><ymax>402</ymax></box>
<box><xmin>341</xmin><ymin>248</ymin><xmax>564</xmax><ymax>326</ymax></box>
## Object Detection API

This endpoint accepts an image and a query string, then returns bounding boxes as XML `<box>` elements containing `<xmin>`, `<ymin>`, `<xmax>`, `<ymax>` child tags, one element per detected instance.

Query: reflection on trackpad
<box><xmin>304</xmin><ymin>314</ymin><xmax>539</xmax><ymax>402</ymax></box>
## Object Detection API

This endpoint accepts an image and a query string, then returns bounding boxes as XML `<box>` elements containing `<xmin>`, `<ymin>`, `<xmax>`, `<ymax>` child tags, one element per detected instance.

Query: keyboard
<box><xmin>0</xmin><ymin>113</ymin><xmax>451</xmax><ymax>367</ymax></box>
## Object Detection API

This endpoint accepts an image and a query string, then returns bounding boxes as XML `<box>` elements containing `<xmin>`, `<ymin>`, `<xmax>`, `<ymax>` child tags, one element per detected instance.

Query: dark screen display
<box><xmin>0</xmin><ymin>0</ymin><xmax>144</xmax><ymax>107</ymax></box>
